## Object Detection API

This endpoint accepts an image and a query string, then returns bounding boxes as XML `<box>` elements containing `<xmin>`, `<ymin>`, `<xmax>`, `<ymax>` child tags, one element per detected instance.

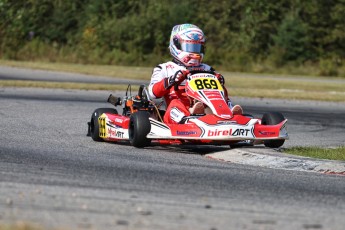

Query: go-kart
<box><xmin>87</xmin><ymin>71</ymin><xmax>288</xmax><ymax>148</ymax></box>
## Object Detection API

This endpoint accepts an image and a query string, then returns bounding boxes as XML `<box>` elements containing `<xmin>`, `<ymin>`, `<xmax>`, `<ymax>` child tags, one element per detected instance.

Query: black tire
<box><xmin>129</xmin><ymin>111</ymin><xmax>151</xmax><ymax>148</ymax></box>
<box><xmin>261</xmin><ymin>112</ymin><xmax>285</xmax><ymax>148</ymax></box>
<box><xmin>90</xmin><ymin>108</ymin><xmax>118</xmax><ymax>142</ymax></box>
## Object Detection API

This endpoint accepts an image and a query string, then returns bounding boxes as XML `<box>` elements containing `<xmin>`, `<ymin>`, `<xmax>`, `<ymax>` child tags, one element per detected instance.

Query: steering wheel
<box><xmin>174</xmin><ymin>69</ymin><xmax>215</xmax><ymax>91</ymax></box>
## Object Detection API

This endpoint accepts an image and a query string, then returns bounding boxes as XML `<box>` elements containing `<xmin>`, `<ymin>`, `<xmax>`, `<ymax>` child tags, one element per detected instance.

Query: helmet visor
<box><xmin>180</xmin><ymin>42</ymin><xmax>205</xmax><ymax>54</ymax></box>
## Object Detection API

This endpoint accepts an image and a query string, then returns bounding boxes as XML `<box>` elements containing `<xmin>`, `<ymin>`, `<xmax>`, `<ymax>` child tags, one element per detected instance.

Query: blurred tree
<box><xmin>0</xmin><ymin>0</ymin><xmax>343</xmax><ymax>73</ymax></box>
<box><xmin>272</xmin><ymin>13</ymin><xmax>310</xmax><ymax>62</ymax></box>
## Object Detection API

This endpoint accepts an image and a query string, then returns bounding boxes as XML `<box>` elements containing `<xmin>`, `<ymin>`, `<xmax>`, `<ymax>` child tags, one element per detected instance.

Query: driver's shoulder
<box><xmin>157</xmin><ymin>61</ymin><xmax>181</xmax><ymax>70</ymax></box>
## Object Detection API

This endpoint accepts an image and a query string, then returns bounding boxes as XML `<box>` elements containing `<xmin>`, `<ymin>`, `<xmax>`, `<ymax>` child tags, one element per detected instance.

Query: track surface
<box><xmin>1</xmin><ymin>67</ymin><xmax>345</xmax><ymax>230</ymax></box>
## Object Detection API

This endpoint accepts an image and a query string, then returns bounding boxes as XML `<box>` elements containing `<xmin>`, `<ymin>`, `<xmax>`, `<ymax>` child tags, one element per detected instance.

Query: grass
<box><xmin>0</xmin><ymin>80</ymin><xmax>139</xmax><ymax>92</ymax></box>
<box><xmin>0</xmin><ymin>60</ymin><xmax>151</xmax><ymax>80</ymax></box>
<box><xmin>0</xmin><ymin>60</ymin><xmax>345</xmax><ymax>102</ymax></box>
<box><xmin>285</xmin><ymin>146</ymin><xmax>345</xmax><ymax>161</ymax></box>
<box><xmin>0</xmin><ymin>222</ymin><xmax>43</xmax><ymax>230</ymax></box>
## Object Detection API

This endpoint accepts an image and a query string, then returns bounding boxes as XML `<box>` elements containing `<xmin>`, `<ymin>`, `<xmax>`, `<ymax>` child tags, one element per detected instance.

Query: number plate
<box><xmin>98</xmin><ymin>114</ymin><xmax>107</xmax><ymax>138</ymax></box>
<box><xmin>188</xmin><ymin>75</ymin><xmax>223</xmax><ymax>91</ymax></box>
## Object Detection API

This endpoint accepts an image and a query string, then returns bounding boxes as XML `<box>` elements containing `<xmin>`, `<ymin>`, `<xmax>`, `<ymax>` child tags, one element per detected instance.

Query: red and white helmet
<box><xmin>169</xmin><ymin>24</ymin><xmax>205</xmax><ymax>67</ymax></box>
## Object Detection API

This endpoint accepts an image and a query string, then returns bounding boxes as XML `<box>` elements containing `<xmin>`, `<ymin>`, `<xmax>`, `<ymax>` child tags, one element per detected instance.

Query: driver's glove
<box><xmin>167</xmin><ymin>70</ymin><xmax>190</xmax><ymax>88</ymax></box>
<box><xmin>215</xmin><ymin>73</ymin><xmax>225</xmax><ymax>85</ymax></box>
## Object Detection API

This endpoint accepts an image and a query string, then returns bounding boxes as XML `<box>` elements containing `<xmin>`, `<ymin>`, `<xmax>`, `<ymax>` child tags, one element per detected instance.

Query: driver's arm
<box><xmin>149</xmin><ymin>65</ymin><xmax>188</xmax><ymax>99</ymax></box>
<box><xmin>148</xmin><ymin>65</ymin><xmax>170</xmax><ymax>99</ymax></box>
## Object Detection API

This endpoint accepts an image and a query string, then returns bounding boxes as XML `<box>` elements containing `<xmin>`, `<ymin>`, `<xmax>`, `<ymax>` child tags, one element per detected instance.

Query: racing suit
<box><xmin>148</xmin><ymin>60</ymin><xmax>230</xmax><ymax>124</ymax></box>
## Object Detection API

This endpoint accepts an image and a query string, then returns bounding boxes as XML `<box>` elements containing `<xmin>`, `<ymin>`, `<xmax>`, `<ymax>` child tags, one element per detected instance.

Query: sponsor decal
<box><xmin>208</xmin><ymin>128</ymin><xmax>250</xmax><ymax>137</ymax></box>
<box><xmin>259</xmin><ymin>131</ymin><xmax>276</xmax><ymax>135</ymax></box>
<box><xmin>170</xmin><ymin>108</ymin><xmax>185</xmax><ymax>123</ymax></box>
<box><xmin>108</xmin><ymin>128</ymin><xmax>124</xmax><ymax>138</ymax></box>
<box><xmin>115</xmin><ymin>118</ymin><xmax>123</xmax><ymax>123</ymax></box>
<box><xmin>217</xmin><ymin>120</ymin><xmax>237</xmax><ymax>124</ymax></box>
<box><xmin>220</xmin><ymin>114</ymin><xmax>231</xmax><ymax>119</ymax></box>
<box><xmin>176</xmin><ymin>130</ymin><xmax>197</xmax><ymax>135</ymax></box>
<box><xmin>190</xmin><ymin>74</ymin><xmax>210</xmax><ymax>79</ymax></box>
<box><xmin>166</xmin><ymin>64</ymin><xmax>174</xmax><ymax>69</ymax></box>
<box><xmin>171</xmin><ymin>110</ymin><xmax>179</xmax><ymax>117</ymax></box>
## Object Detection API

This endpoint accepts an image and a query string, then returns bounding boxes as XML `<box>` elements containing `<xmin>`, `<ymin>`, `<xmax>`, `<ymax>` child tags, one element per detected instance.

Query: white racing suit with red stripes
<box><xmin>148</xmin><ymin>60</ymin><xmax>231</xmax><ymax>124</ymax></box>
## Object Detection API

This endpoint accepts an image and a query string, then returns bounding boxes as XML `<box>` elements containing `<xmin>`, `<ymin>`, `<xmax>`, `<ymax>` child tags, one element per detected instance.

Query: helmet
<box><xmin>169</xmin><ymin>24</ymin><xmax>205</xmax><ymax>67</ymax></box>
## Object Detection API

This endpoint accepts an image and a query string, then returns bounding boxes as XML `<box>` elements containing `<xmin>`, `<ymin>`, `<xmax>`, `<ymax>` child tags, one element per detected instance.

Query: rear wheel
<box><xmin>261</xmin><ymin>112</ymin><xmax>285</xmax><ymax>148</ymax></box>
<box><xmin>90</xmin><ymin>108</ymin><xmax>118</xmax><ymax>142</ymax></box>
<box><xmin>129</xmin><ymin>111</ymin><xmax>151</xmax><ymax>148</ymax></box>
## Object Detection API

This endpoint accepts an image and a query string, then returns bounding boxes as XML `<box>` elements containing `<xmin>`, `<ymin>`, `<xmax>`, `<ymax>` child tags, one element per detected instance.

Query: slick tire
<box><xmin>261</xmin><ymin>112</ymin><xmax>285</xmax><ymax>148</ymax></box>
<box><xmin>129</xmin><ymin>111</ymin><xmax>151</xmax><ymax>148</ymax></box>
<box><xmin>90</xmin><ymin>108</ymin><xmax>118</xmax><ymax>142</ymax></box>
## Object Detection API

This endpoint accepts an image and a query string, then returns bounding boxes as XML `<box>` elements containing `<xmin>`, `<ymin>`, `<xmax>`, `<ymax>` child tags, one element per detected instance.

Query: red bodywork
<box><xmin>92</xmin><ymin>73</ymin><xmax>288</xmax><ymax>147</ymax></box>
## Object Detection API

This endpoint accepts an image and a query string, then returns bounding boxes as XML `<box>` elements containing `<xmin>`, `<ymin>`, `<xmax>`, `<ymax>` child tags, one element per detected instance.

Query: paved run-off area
<box><xmin>0</xmin><ymin>66</ymin><xmax>345</xmax><ymax>229</ymax></box>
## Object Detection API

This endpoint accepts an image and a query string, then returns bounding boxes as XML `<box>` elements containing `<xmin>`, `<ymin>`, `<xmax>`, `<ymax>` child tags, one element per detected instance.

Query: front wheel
<box><xmin>261</xmin><ymin>112</ymin><xmax>285</xmax><ymax>148</ymax></box>
<box><xmin>90</xmin><ymin>108</ymin><xmax>118</xmax><ymax>142</ymax></box>
<box><xmin>129</xmin><ymin>111</ymin><xmax>151</xmax><ymax>148</ymax></box>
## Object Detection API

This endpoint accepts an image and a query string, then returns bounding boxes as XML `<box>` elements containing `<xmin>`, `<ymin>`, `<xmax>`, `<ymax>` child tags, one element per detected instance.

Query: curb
<box><xmin>205</xmin><ymin>148</ymin><xmax>345</xmax><ymax>176</ymax></box>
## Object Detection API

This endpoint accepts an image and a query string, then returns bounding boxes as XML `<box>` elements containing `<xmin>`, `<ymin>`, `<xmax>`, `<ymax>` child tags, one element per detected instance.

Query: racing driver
<box><xmin>148</xmin><ymin>23</ymin><xmax>243</xmax><ymax>124</ymax></box>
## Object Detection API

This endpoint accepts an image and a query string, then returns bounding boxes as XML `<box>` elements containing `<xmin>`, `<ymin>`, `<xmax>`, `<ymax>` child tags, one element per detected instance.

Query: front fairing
<box><xmin>148</xmin><ymin>114</ymin><xmax>288</xmax><ymax>141</ymax></box>
<box><xmin>185</xmin><ymin>73</ymin><xmax>233</xmax><ymax>119</ymax></box>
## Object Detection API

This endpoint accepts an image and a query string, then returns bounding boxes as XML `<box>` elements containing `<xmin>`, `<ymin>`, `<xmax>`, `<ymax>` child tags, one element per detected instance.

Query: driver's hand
<box><xmin>215</xmin><ymin>73</ymin><xmax>225</xmax><ymax>85</ymax></box>
<box><xmin>168</xmin><ymin>70</ymin><xmax>190</xmax><ymax>87</ymax></box>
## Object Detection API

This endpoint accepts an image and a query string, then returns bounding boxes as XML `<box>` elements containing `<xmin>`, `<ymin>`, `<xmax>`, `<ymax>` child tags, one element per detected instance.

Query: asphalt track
<box><xmin>1</xmin><ymin>67</ymin><xmax>345</xmax><ymax>230</ymax></box>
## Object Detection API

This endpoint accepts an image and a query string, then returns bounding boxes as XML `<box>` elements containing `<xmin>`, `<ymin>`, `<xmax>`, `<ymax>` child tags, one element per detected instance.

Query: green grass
<box><xmin>285</xmin><ymin>146</ymin><xmax>345</xmax><ymax>161</ymax></box>
<box><xmin>1</xmin><ymin>60</ymin><xmax>345</xmax><ymax>102</ymax></box>
<box><xmin>0</xmin><ymin>80</ymin><xmax>139</xmax><ymax>91</ymax></box>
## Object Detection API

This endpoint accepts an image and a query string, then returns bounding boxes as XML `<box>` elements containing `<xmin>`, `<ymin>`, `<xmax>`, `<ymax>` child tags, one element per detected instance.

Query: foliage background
<box><xmin>0</xmin><ymin>0</ymin><xmax>344</xmax><ymax>76</ymax></box>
